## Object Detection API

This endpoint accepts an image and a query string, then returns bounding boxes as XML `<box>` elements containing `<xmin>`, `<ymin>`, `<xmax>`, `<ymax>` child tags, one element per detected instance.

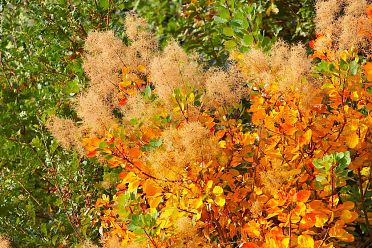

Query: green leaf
<box><xmin>339</xmin><ymin>59</ymin><xmax>348</xmax><ymax>71</ymax></box>
<box><xmin>224</xmin><ymin>40</ymin><xmax>237</xmax><ymax>49</ymax></box>
<box><xmin>218</xmin><ymin>7</ymin><xmax>230</xmax><ymax>20</ymax></box>
<box><xmin>316</xmin><ymin>175</ymin><xmax>326</xmax><ymax>182</ymax></box>
<box><xmin>367</xmin><ymin>86</ymin><xmax>372</xmax><ymax>94</ymax></box>
<box><xmin>99</xmin><ymin>0</ymin><xmax>110</xmax><ymax>10</ymax></box>
<box><xmin>150</xmin><ymin>139</ymin><xmax>162</xmax><ymax>148</ymax></box>
<box><xmin>99</xmin><ymin>141</ymin><xmax>108</xmax><ymax>149</ymax></box>
<box><xmin>213</xmin><ymin>16</ymin><xmax>228</xmax><ymax>24</ymax></box>
<box><xmin>317</xmin><ymin>61</ymin><xmax>331</xmax><ymax>73</ymax></box>
<box><xmin>144</xmin><ymin>86</ymin><xmax>152</xmax><ymax>99</ymax></box>
<box><xmin>223</xmin><ymin>26</ymin><xmax>234</xmax><ymax>37</ymax></box>
<box><xmin>242</xmin><ymin>34</ymin><xmax>254</xmax><ymax>46</ymax></box>
<box><xmin>350</xmin><ymin>60</ymin><xmax>358</xmax><ymax>76</ymax></box>
<box><xmin>66</xmin><ymin>79</ymin><xmax>80</xmax><ymax>94</ymax></box>
<box><xmin>41</xmin><ymin>223</ymin><xmax>48</xmax><ymax>236</ymax></box>
<box><xmin>118</xmin><ymin>192</ymin><xmax>131</xmax><ymax>208</ymax></box>
<box><xmin>335</xmin><ymin>152</ymin><xmax>345</xmax><ymax>160</ymax></box>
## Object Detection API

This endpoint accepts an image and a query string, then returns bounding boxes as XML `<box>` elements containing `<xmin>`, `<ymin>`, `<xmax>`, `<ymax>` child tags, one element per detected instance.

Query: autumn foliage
<box><xmin>48</xmin><ymin>1</ymin><xmax>372</xmax><ymax>247</ymax></box>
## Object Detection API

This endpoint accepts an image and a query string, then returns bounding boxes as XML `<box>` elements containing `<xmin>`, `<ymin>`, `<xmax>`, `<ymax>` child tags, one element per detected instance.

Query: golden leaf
<box><xmin>299</xmin><ymin>129</ymin><xmax>312</xmax><ymax>146</ymax></box>
<box><xmin>206</xmin><ymin>180</ymin><xmax>213</xmax><ymax>190</ymax></box>
<box><xmin>149</xmin><ymin>195</ymin><xmax>163</xmax><ymax>209</ymax></box>
<box><xmin>297</xmin><ymin>235</ymin><xmax>314</xmax><ymax>248</ymax></box>
<box><xmin>212</xmin><ymin>186</ymin><xmax>223</xmax><ymax>196</ymax></box>
<box><xmin>345</xmin><ymin>132</ymin><xmax>359</xmax><ymax>148</ymax></box>
<box><xmin>315</xmin><ymin>213</ymin><xmax>329</xmax><ymax>228</ymax></box>
<box><xmin>242</xmin><ymin>221</ymin><xmax>261</xmax><ymax>238</ymax></box>
<box><xmin>215</xmin><ymin>196</ymin><xmax>226</xmax><ymax>207</ymax></box>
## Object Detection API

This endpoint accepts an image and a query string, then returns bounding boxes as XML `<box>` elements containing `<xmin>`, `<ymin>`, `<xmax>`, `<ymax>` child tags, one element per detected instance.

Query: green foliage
<box><xmin>0</xmin><ymin>1</ymin><xmax>122</xmax><ymax>246</ymax></box>
<box><xmin>136</xmin><ymin>0</ymin><xmax>315</xmax><ymax>65</ymax></box>
<box><xmin>313</xmin><ymin>152</ymin><xmax>352</xmax><ymax>190</ymax></box>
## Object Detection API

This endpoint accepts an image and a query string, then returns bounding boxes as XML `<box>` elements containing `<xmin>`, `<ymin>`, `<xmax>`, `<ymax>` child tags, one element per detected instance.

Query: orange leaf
<box><xmin>241</xmin><ymin>242</ymin><xmax>259</xmax><ymax>248</ymax></box>
<box><xmin>338</xmin><ymin>201</ymin><xmax>355</xmax><ymax>211</ymax></box>
<box><xmin>314</xmin><ymin>241</ymin><xmax>334</xmax><ymax>248</ymax></box>
<box><xmin>119</xmin><ymin>98</ymin><xmax>128</xmax><ymax>106</ymax></box>
<box><xmin>87</xmin><ymin>149</ymin><xmax>97</xmax><ymax>158</ymax></box>
<box><xmin>128</xmin><ymin>146</ymin><xmax>141</xmax><ymax>158</ymax></box>
<box><xmin>116</xmin><ymin>182</ymin><xmax>126</xmax><ymax>191</ymax></box>
<box><xmin>215</xmin><ymin>130</ymin><xmax>226</xmax><ymax>139</ymax></box>
<box><xmin>143</xmin><ymin>179</ymin><xmax>160</xmax><ymax>196</ymax></box>
<box><xmin>364</xmin><ymin>62</ymin><xmax>372</xmax><ymax>81</ymax></box>
<box><xmin>308</xmin><ymin>200</ymin><xmax>324</xmax><ymax>210</ymax></box>
<box><xmin>296</xmin><ymin>190</ymin><xmax>311</xmax><ymax>203</ymax></box>
<box><xmin>251</xmin><ymin>108</ymin><xmax>266</xmax><ymax>125</ymax></box>
<box><xmin>119</xmin><ymin>171</ymin><xmax>127</xmax><ymax>179</ymax></box>
<box><xmin>329</xmin><ymin>220</ymin><xmax>355</xmax><ymax>242</ymax></box>
<box><xmin>300</xmin><ymin>213</ymin><xmax>316</xmax><ymax>229</ymax></box>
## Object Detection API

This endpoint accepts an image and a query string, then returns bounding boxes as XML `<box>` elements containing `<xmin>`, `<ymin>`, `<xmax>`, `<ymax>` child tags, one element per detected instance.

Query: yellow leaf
<box><xmin>137</xmin><ymin>64</ymin><xmax>146</xmax><ymax>73</ymax></box>
<box><xmin>212</xmin><ymin>186</ymin><xmax>223</xmax><ymax>196</ymax></box>
<box><xmin>123</xmin><ymin>172</ymin><xmax>141</xmax><ymax>192</ymax></box>
<box><xmin>315</xmin><ymin>213</ymin><xmax>329</xmax><ymax>228</ymax></box>
<box><xmin>299</xmin><ymin>129</ymin><xmax>312</xmax><ymax>146</ymax></box>
<box><xmin>190</xmin><ymin>197</ymin><xmax>203</xmax><ymax>209</ymax></box>
<box><xmin>206</xmin><ymin>180</ymin><xmax>213</xmax><ymax>189</ymax></box>
<box><xmin>281</xmin><ymin>238</ymin><xmax>290</xmax><ymax>248</ymax></box>
<box><xmin>218</xmin><ymin>140</ymin><xmax>226</xmax><ymax>148</ymax></box>
<box><xmin>119</xmin><ymin>80</ymin><xmax>132</xmax><ymax>89</ymax></box>
<box><xmin>122</xmin><ymin>172</ymin><xmax>136</xmax><ymax>182</ymax></box>
<box><xmin>149</xmin><ymin>195</ymin><xmax>163</xmax><ymax>209</ymax></box>
<box><xmin>351</xmin><ymin>91</ymin><xmax>359</xmax><ymax>101</ymax></box>
<box><xmin>215</xmin><ymin>196</ymin><xmax>225</xmax><ymax>207</ymax></box>
<box><xmin>361</xmin><ymin>167</ymin><xmax>370</xmax><ymax>177</ymax></box>
<box><xmin>340</xmin><ymin>210</ymin><xmax>358</xmax><ymax>223</ymax></box>
<box><xmin>345</xmin><ymin>132</ymin><xmax>359</xmax><ymax>148</ymax></box>
<box><xmin>242</xmin><ymin>221</ymin><xmax>261</xmax><ymax>238</ymax></box>
<box><xmin>193</xmin><ymin>212</ymin><xmax>201</xmax><ymax>221</ymax></box>
<box><xmin>254</xmin><ymin>187</ymin><xmax>263</xmax><ymax>196</ymax></box>
<box><xmin>297</xmin><ymin>235</ymin><xmax>314</xmax><ymax>248</ymax></box>
<box><xmin>160</xmin><ymin>207</ymin><xmax>179</xmax><ymax>219</ymax></box>
<box><xmin>128</xmin><ymin>180</ymin><xmax>140</xmax><ymax>192</ymax></box>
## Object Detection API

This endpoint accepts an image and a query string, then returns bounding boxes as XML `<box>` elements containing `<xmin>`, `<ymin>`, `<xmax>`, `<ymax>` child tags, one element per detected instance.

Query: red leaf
<box><xmin>119</xmin><ymin>98</ymin><xmax>127</xmax><ymax>106</ymax></box>
<box><xmin>87</xmin><ymin>149</ymin><xmax>97</xmax><ymax>158</ymax></box>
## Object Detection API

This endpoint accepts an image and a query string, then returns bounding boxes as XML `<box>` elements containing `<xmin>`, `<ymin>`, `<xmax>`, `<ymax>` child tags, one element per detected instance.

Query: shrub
<box><xmin>49</xmin><ymin>1</ymin><xmax>371</xmax><ymax>247</ymax></box>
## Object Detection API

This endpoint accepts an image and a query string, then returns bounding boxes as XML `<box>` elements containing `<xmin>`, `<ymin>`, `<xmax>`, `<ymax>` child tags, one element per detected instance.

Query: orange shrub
<box><xmin>49</xmin><ymin>2</ymin><xmax>371</xmax><ymax>247</ymax></box>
